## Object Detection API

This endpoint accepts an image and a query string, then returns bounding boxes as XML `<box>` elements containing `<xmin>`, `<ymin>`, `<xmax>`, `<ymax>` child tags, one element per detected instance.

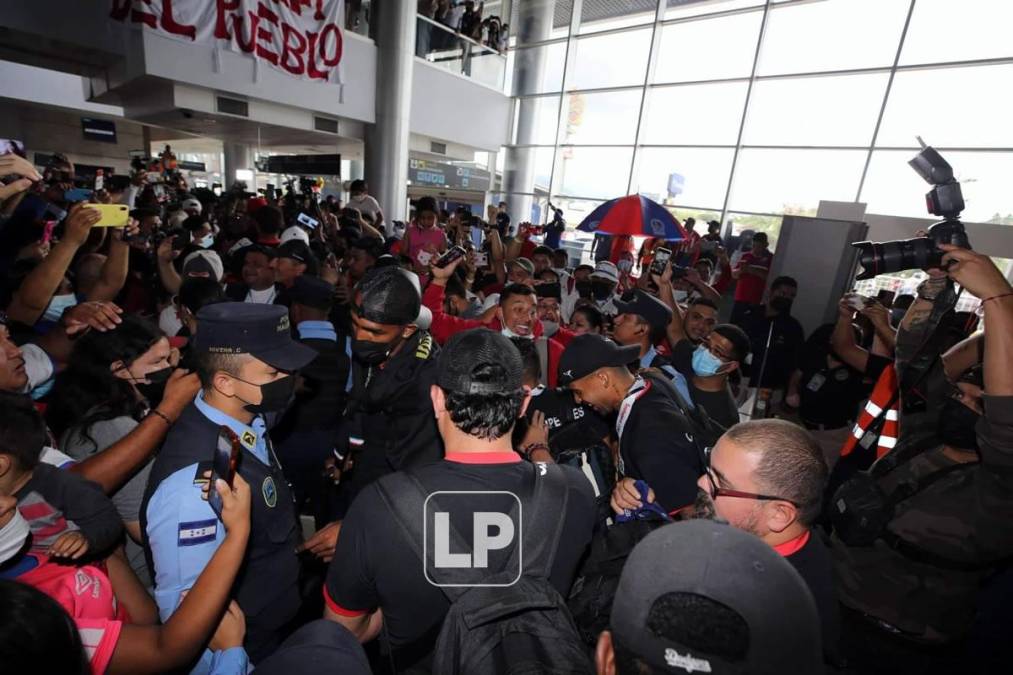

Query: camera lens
<box><xmin>852</xmin><ymin>237</ymin><xmax>938</xmax><ymax>280</ymax></box>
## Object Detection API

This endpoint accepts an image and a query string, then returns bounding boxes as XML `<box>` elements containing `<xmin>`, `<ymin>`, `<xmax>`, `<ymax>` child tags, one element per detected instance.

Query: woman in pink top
<box><xmin>402</xmin><ymin>197</ymin><xmax>447</xmax><ymax>282</ymax></box>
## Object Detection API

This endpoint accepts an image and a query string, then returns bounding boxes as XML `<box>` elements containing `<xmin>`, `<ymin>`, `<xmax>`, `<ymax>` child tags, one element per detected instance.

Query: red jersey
<box><xmin>733</xmin><ymin>250</ymin><xmax>773</xmax><ymax>304</ymax></box>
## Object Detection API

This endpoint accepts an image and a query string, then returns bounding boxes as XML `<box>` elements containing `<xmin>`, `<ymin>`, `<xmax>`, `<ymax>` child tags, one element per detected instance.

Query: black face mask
<box><xmin>575</xmin><ymin>280</ymin><xmax>592</xmax><ymax>299</ymax></box>
<box><xmin>237</xmin><ymin>374</ymin><xmax>296</xmax><ymax>414</ymax></box>
<box><xmin>134</xmin><ymin>366</ymin><xmax>173</xmax><ymax>404</ymax></box>
<box><xmin>352</xmin><ymin>335</ymin><xmax>402</xmax><ymax>366</ymax></box>
<box><xmin>770</xmin><ymin>296</ymin><xmax>794</xmax><ymax>314</ymax></box>
<box><xmin>591</xmin><ymin>281</ymin><xmax>614</xmax><ymax>301</ymax></box>
<box><xmin>937</xmin><ymin>396</ymin><xmax>980</xmax><ymax>450</ymax></box>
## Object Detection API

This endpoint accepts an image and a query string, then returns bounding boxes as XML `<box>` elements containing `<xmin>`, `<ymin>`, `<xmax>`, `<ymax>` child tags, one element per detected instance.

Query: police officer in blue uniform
<box><xmin>142</xmin><ymin>302</ymin><xmax>316</xmax><ymax>669</ymax></box>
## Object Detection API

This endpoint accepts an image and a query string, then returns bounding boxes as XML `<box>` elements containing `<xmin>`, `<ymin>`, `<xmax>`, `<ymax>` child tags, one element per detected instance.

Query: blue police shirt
<box><xmin>145</xmin><ymin>392</ymin><xmax>268</xmax><ymax>674</ymax></box>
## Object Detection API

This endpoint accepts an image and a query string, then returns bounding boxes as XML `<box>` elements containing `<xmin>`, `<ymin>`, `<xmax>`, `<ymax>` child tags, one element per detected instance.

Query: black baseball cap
<box><xmin>276</xmin><ymin>240</ymin><xmax>312</xmax><ymax>265</ymax></box>
<box><xmin>557</xmin><ymin>334</ymin><xmax>639</xmax><ymax>386</ymax></box>
<box><xmin>437</xmin><ymin>328</ymin><xmax>523</xmax><ymax>395</ymax></box>
<box><xmin>611</xmin><ymin>520</ymin><xmax>822</xmax><ymax>674</ymax></box>
<box><xmin>535</xmin><ymin>282</ymin><xmax>561</xmax><ymax>301</ymax></box>
<box><xmin>193</xmin><ymin>302</ymin><xmax>315</xmax><ymax>372</ymax></box>
<box><xmin>615</xmin><ymin>289</ymin><xmax>673</xmax><ymax>334</ymax></box>
<box><xmin>288</xmin><ymin>276</ymin><xmax>335</xmax><ymax>311</ymax></box>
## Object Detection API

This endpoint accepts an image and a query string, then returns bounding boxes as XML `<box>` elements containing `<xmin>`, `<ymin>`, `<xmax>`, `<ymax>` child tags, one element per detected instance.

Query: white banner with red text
<box><xmin>109</xmin><ymin>0</ymin><xmax>345</xmax><ymax>84</ymax></box>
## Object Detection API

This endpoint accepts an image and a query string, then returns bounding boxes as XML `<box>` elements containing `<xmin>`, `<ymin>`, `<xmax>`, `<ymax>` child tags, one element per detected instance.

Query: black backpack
<box><xmin>567</xmin><ymin>517</ymin><xmax>670</xmax><ymax>649</ymax></box>
<box><xmin>376</xmin><ymin>464</ymin><xmax>593</xmax><ymax>675</ymax></box>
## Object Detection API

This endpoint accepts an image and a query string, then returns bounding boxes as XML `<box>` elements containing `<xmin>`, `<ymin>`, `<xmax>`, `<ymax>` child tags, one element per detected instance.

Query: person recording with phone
<box><xmin>143</xmin><ymin>303</ymin><xmax>316</xmax><ymax>666</ymax></box>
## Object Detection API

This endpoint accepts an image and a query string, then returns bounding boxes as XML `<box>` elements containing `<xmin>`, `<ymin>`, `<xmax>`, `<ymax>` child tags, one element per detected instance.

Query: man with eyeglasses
<box><xmin>682</xmin><ymin>323</ymin><xmax>750</xmax><ymax>430</ymax></box>
<box><xmin>694</xmin><ymin>419</ymin><xmax>841</xmax><ymax>665</ymax></box>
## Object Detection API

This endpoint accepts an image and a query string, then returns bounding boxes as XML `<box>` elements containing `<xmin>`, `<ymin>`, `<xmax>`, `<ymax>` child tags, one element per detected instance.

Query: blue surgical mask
<box><xmin>197</xmin><ymin>233</ymin><xmax>215</xmax><ymax>249</ymax></box>
<box><xmin>41</xmin><ymin>293</ymin><xmax>77</xmax><ymax>323</ymax></box>
<box><xmin>692</xmin><ymin>345</ymin><xmax>726</xmax><ymax>378</ymax></box>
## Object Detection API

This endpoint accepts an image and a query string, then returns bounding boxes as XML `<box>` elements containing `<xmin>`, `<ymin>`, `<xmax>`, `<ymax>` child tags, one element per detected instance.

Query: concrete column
<box><xmin>223</xmin><ymin>142</ymin><xmax>253</xmax><ymax>188</ymax></box>
<box><xmin>503</xmin><ymin>1</ymin><xmax>555</xmax><ymax>226</ymax></box>
<box><xmin>365</xmin><ymin>1</ymin><xmax>416</xmax><ymax>233</ymax></box>
<box><xmin>348</xmin><ymin>159</ymin><xmax>365</xmax><ymax>182</ymax></box>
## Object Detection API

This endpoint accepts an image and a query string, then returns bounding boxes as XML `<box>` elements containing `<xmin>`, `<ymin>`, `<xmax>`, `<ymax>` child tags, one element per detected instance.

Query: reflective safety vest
<box><xmin>840</xmin><ymin>363</ymin><xmax>899</xmax><ymax>459</ymax></box>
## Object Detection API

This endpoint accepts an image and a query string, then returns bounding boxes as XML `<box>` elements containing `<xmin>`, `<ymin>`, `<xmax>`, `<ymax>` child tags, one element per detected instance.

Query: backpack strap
<box><xmin>375</xmin><ymin>472</ymin><xmax>472</xmax><ymax>602</ymax></box>
<box><xmin>535</xmin><ymin>337</ymin><xmax>549</xmax><ymax>387</ymax></box>
<box><xmin>510</xmin><ymin>463</ymin><xmax>570</xmax><ymax>579</ymax></box>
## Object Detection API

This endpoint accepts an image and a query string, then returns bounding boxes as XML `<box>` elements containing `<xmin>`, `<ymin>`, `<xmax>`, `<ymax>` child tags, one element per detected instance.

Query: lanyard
<box><xmin>616</xmin><ymin>376</ymin><xmax>650</xmax><ymax>444</ymax></box>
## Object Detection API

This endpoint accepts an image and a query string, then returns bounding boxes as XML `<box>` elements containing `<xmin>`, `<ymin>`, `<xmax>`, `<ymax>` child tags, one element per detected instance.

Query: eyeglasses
<box><xmin>703</xmin><ymin>468</ymin><xmax>798</xmax><ymax>506</ymax></box>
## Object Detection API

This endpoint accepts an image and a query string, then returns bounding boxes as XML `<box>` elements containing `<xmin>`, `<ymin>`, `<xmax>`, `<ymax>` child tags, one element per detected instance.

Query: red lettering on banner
<box><xmin>305</xmin><ymin>31</ymin><xmax>328</xmax><ymax>80</ymax></box>
<box><xmin>255</xmin><ymin>2</ymin><xmax>280</xmax><ymax>65</ymax></box>
<box><xmin>317</xmin><ymin>23</ymin><xmax>342</xmax><ymax>67</ymax></box>
<box><xmin>110</xmin><ymin>0</ymin><xmax>341</xmax><ymax>83</ymax></box>
<box><xmin>161</xmin><ymin>0</ymin><xmax>196</xmax><ymax>40</ymax></box>
<box><xmin>280</xmin><ymin>22</ymin><xmax>307</xmax><ymax>76</ymax></box>
<box><xmin>231</xmin><ymin>12</ymin><xmax>260</xmax><ymax>53</ymax></box>
<box><xmin>131</xmin><ymin>0</ymin><xmax>158</xmax><ymax>28</ymax></box>
<box><xmin>215</xmin><ymin>0</ymin><xmax>240</xmax><ymax>39</ymax></box>
<box><xmin>110</xmin><ymin>0</ymin><xmax>131</xmax><ymax>22</ymax></box>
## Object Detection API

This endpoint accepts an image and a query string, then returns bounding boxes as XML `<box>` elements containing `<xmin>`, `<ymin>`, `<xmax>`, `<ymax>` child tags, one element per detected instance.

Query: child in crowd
<box><xmin>0</xmin><ymin>392</ymin><xmax>122</xmax><ymax>561</ymax></box>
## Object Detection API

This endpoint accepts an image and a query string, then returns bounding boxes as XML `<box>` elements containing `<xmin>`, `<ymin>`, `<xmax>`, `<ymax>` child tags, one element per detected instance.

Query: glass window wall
<box><xmin>494</xmin><ymin>0</ymin><xmax>1013</xmax><ymax>242</ymax></box>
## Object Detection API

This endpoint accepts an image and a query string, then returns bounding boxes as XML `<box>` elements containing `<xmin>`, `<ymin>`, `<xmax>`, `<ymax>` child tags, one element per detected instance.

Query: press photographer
<box><xmin>829</xmin><ymin>148</ymin><xmax>1013</xmax><ymax>673</ymax></box>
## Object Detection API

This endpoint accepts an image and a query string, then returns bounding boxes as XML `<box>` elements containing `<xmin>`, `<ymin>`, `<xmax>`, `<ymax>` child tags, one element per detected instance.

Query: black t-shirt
<box><xmin>739</xmin><ymin>307</ymin><xmax>805</xmax><ymax>390</ymax></box>
<box><xmin>325</xmin><ymin>455</ymin><xmax>595</xmax><ymax>669</ymax></box>
<box><xmin>513</xmin><ymin>387</ymin><xmax>611</xmax><ymax>457</ymax></box>
<box><xmin>785</xmin><ymin>531</ymin><xmax>841</xmax><ymax>663</ymax></box>
<box><xmin>797</xmin><ymin>331</ymin><xmax>867</xmax><ymax>428</ymax></box>
<box><xmin>689</xmin><ymin>383</ymin><xmax>740</xmax><ymax>430</ymax></box>
<box><xmin>670</xmin><ymin>339</ymin><xmax>696</xmax><ymax>378</ymax></box>
<box><xmin>619</xmin><ymin>376</ymin><xmax>704</xmax><ymax>513</ymax></box>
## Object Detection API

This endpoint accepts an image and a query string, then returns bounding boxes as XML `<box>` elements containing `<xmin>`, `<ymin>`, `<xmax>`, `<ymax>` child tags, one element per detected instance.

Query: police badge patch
<box><xmin>262</xmin><ymin>476</ymin><xmax>277</xmax><ymax>508</ymax></box>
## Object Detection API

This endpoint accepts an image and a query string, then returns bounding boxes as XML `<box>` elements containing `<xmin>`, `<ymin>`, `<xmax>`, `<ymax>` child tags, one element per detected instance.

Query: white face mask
<box><xmin>501</xmin><ymin>326</ymin><xmax>533</xmax><ymax>340</ymax></box>
<box><xmin>0</xmin><ymin>509</ymin><xmax>30</xmax><ymax>565</ymax></box>
<box><xmin>540</xmin><ymin>320</ymin><xmax>559</xmax><ymax>337</ymax></box>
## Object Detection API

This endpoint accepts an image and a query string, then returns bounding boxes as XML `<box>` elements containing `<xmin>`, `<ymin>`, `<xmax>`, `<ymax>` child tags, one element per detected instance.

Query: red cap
<box><xmin>247</xmin><ymin>196</ymin><xmax>268</xmax><ymax>212</ymax></box>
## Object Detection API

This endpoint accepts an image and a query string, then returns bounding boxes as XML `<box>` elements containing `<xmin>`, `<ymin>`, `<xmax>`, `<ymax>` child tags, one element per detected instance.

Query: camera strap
<box><xmin>859</xmin><ymin>283</ymin><xmax>961</xmax><ymax>475</ymax></box>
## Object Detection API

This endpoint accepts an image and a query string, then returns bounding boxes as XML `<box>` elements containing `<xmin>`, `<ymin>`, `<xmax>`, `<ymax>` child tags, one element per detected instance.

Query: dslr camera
<box><xmin>852</xmin><ymin>142</ymin><xmax>971</xmax><ymax>280</ymax></box>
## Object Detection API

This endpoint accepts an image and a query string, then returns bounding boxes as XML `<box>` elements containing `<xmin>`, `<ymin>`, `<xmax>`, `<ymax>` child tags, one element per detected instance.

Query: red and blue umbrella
<box><xmin>576</xmin><ymin>194</ymin><xmax>688</xmax><ymax>241</ymax></box>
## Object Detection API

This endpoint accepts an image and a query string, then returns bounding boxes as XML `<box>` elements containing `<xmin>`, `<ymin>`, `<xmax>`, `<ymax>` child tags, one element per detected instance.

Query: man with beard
<box><xmin>693</xmin><ymin>419</ymin><xmax>839</xmax><ymax>664</ymax></box>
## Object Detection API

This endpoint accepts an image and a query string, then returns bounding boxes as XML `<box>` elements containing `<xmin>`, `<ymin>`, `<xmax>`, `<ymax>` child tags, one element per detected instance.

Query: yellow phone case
<box><xmin>86</xmin><ymin>204</ymin><xmax>130</xmax><ymax>228</ymax></box>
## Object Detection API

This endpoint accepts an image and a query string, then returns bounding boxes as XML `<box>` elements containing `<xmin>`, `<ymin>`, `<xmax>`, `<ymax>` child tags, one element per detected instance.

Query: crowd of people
<box><xmin>0</xmin><ymin>145</ymin><xmax>1009</xmax><ymax>675</ymax></box>
<box><xmin>417</xmin><ymin>0</ymin><xmax>508</xmax><ymax>58</ymax></box>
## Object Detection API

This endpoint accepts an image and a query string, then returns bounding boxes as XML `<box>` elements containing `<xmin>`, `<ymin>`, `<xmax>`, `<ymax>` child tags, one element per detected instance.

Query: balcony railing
<box><xmin>416</xmin><ymin>15</ymin><xmax>507</xmax><ymax>91</ymax></box>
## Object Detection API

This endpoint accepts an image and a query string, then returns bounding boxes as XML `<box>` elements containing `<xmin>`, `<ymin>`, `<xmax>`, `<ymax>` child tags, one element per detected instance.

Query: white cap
<box><xmin>591</xmin><ymin>260</ymin><xmax>619</xmax><ymax>284</ymax></box>
<box><xmin>481</xmin><ymin>293</ymin><xmax>500</xmax><ymax>312</ymax></box>
<box><xmin>181</xmin><ymin>197</ymin><xmax>202</xmax><ymax>215</ymax></box>
<box><xmin>414</xmin><ymin>305</ymin><xmax>433</xmax><ymax>330</ymax></box>
<box><xmin>227</xmin><ymin>237</ymin><xmax>255</xmax><ymax>256</ymax></box>
<box><xmin>281</xmin><ymin>225</ymin><xmax>310</xmax><ymax>245</ymax></box>
<box><xmin>182</xmin><ymin>249</ymin><xmax>224</xmax><ymax>282</ymax></box>
<box><xmin>167</xmin><ymin>211</ymin><xmax>188</xmax><ymax>229</ymax></box>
